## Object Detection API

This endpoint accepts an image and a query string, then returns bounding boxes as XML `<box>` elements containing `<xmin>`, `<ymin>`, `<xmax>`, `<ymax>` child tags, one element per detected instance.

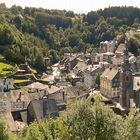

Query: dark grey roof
<box><xmin>65</xmin><ymin>86</ymin><xmax>89</xmax><ymax>99</ymax></box>
<box><xmin>28</xmin><ymin>99</ymin><xmax>59</xmax><ymax>121</ymax></box>
<box><xmin>115</xmin><ymin>43</ymin><xmax>126</xmax><ymax>54</ymax></box>
<box><xmin>74</xmin><ymin>61</ymin><xmax>88</xmax><ymax>72</ymax></box>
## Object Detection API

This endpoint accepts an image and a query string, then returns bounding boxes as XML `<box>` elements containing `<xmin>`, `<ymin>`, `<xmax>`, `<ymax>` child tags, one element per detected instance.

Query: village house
<box><xmin>130</xmin><ymin>56</ymin><xmax>140</xmax><ymax>72</ymax></box>
<box><xmin>17</xmin><ymin>62</ymin><xmax>31</xmax><ymax>74</ymax></box>
<box><xmin>0</xmin><ymin>88</ymin><xmax>63</xmax><ymax>132</ymax></box>
<box><xmin>84</xmin><ymin>64</ymin><xmax>101</xmax><ymax>89</ymax></box>
<box><xmin>64</xmin><ymin>85</ymin><xmax>89</xmax><ymax>101</ymax></box>
<box><xmin>61</xmin><ymin>53</ymin><xmax>79</xmax><ymax>71</ymax></box>
<box><xmin>62</xmin><ymin>53</ymin><xmax>88</xmax><ymax>71</ymax></box>
<box><xmin>27</xmin><ymin>99</ymin><xmax>59</xmax><ymax>122</ymax></box>
<box><xmin>95</xmin><ymin>52</ymin><xmax>114</xmax><ymax>63</ymax></box>
<box><xmin>112</xmin><ymin>54</ymin><xmax>123</xmax><ymax>66</ymax></box>
<box><xmin>25</xmin><ymin>82</ymin><xmax>65</xmax><ymax>103</ymax></box>
<box><xmin>99</xmin><ymin>40</ymin><xmax>116</xmax><ymax>53</ymax></box>
<box><xmin>73</xmin><ymin>61</ymin><xmax>88</xmax><ymax>76</ymax></box>
<box><xmin>0</xmin><ymin>78</ymin><xmax>14</xmax><ymax>92</ymax></box>
<box><xmin>100</xmin><ymin>47</ymin><xmax>134</xmax><ymax>109</ymax></box>
<box><xmin>100</xmin><ymin>67</ymin><xmax>120</xmax><ymax>98</ymax></box>
<box><xmin>115</xmin><ymin>43</ymin><xmax>126</xmax><ymax>55</ymax></box>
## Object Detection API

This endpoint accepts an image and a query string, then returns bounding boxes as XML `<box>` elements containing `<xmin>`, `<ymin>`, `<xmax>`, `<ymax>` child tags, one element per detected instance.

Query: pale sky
<box><xmin>1</xmin><ymin>0</ymin><xmax>140</xmax><ymax>13</ymax></box>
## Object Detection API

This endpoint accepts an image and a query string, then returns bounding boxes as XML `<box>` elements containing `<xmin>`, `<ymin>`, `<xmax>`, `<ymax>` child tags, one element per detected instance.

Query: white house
<box><xmin>0</xmin><ymin>78</ymin><xmax>14</xmax><ymax>92</ymax></box>
<box><xmin>84</xmin><ymin>65</ymin><xmax>100</xmax><ymax>89</ymax></box>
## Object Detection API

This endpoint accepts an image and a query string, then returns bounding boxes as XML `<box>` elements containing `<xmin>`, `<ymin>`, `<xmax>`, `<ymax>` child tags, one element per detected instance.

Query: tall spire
<box><xmin>121</xmin><ymin>37</ymin><xmax>130</xmax><ymax>72</ymax></box>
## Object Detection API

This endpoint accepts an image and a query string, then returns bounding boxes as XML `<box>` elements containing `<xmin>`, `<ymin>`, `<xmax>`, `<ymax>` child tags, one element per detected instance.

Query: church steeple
<box><xmin>119</xmin><ymin>36</ymin><xmax>133</xmax><ymax>109</ymax></box>
<box><xmin>122</xmin><ymin>45</ymin><xmax>130</xmax><ymax>72</ymax></box>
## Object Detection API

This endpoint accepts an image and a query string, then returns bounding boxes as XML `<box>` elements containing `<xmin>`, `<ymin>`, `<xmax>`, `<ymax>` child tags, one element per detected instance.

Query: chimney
<box><xmin>62</xmin><ymin>87</ymin><xmax>65</xmax><ymax>101</ymax></box>
<box><xmin>90</xmin><ymin>66</ymin><xmax>92</xmax><ymax>72</ymax></box>
<box><xmin>16</xmin><ymin>92</ymin><xmax>21</xmax><ymax>102</ymax></box>
<box><xmin>43</xmin><ymin>90</ymin><xmax>48</xmax><ymax>99</ymax></box>
<box><xmin>48</xmin><ymin>84</ymin><xmax>51</xmax><ymax>88</ymax></box>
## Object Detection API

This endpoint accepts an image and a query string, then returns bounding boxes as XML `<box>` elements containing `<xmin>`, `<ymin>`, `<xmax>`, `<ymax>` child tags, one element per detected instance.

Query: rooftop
<box><xmin>26</xmin><ymin>82</ymin><xmax>62</xmax><ymax>94</ymax></box>
<box><xmin>101</xmin><ymin>67</ymin><xmax>119</xmax><ymax>80</ymax></box>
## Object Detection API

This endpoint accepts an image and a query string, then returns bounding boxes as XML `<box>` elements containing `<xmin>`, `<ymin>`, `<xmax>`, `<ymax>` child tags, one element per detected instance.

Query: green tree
<box><xmin>34</xmin><ymin>52</ymin><xmax>45</xmax><ymax>71</ymax></box>
<box><xmin>121</xmin><ymin>108</ymin><xmax>140</xmax><ymax>140</ymax></box>
<box><xmin>0</xmin><ymin>119</ymin><xmax>10</xmax><ymax>140</ymax></box>
<box><xmin>63</xmin><ymin>99</ymin><xmax>95</xmax><ymax>140</ymax></box>
<box><xmin>22</xmin><ymin>122</ymin><xmax>44</xmax><ymax>140</ymax></box>
<box><xmin>93</xmin><ymin>101</ymin><xmax>120</xmax><ymax>140</ymax></box>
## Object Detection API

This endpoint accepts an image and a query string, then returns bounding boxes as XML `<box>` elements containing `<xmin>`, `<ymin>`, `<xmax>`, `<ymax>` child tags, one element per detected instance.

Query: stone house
<box><xmin>25</xmin><ymin>82</ymin><xmax>65</xmax><ymax>103</ymax></box>
<box><xmin>99</xmin><ymin>40</ymin><xmax>116</xmax><ymax>53</ymax></box>
<box><xmin>112</xmin><ymin>54</ymin><xmax>123</xmax><ymax>66</ymax></box>
<box><xmin>100</xmin><ymin>67</ymin><xmax>120</xmax><ymax>98</ymax></box>
<box><xmin>100</xmin><ymin>48</ymin><xmax>134</xmax><ymax>109</ymax></box>
<box><xmin>130</xmin><ymin>56</ymin><xmax>140</xmax><ymax>72</ymax></box>
<box><xmin>0</xmin><ymin>78</ymin><xmax>14</xmax><ymax>92</ymax></box>
<box><xmin>0</xmin><ymin>89</ymin><xmax>65</xmax><ymax>131</ymax></box>
<box><xmin>84</xmin><ymin>65</ymin><xmax>101</xmax><ymax>89</ymax></box>
<box><xmin>18</xmin><ymin>62</ymin><xmax>31</xmax><ymax>74</ymax></box>
<box><xmin>95</xmin><ymin>52</ymin><xmax>114</xmax><ymax>63</ymax></box>
<box><xmin>27</xmin><ymin>99</ymin><xmax>59</xmax><ymax>122</ymax></box>
<box><xmin>67</xmin><ymin>57</ymin><xmax>78</xmax><ymax>70</ymax></box>
<box><xmin>73</xmin><ymin>61</ymin><xmax>88</xmax><ymax>76</ymax></box>
<box><xmin>115</xmin><ymin>43</ymin><xmax>126</xmax><ymax>55</ymax></box>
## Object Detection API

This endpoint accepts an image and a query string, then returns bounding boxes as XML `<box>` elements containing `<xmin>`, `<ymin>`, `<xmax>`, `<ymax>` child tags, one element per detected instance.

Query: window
<box><xmin>114</xmin><ymin>92</ymin><xmax>116</xmax><ymax>96</ymax></box>
<box><xmin>113</xmin><ymin>83</ymin><xmax>116</xmax><ymax>87</ymax></box>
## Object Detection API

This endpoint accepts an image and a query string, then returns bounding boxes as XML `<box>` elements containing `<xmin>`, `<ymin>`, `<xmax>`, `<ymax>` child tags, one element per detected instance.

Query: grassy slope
<box><xmin>0</xmin><ymin>62</ymin><xmax>14</xmax><ymax>76</ymax></box>
<box><xmin>126</xmin><ymin>30</ymin><xmax>140</xmax><ymax>45</ymax></box>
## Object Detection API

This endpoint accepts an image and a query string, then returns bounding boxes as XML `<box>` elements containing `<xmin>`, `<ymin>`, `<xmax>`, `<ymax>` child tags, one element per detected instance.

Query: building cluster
<box><xmin>1</xmin><ymin>34</ymin><xmax>140</xmax><ymax>131</ymax></box>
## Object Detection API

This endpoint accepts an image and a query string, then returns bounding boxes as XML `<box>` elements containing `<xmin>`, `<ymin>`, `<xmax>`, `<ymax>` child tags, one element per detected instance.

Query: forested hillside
<box><xmin>0</xmin><ymin>3</ymin><xmax>140</xmax><ymax>70</ymax></box>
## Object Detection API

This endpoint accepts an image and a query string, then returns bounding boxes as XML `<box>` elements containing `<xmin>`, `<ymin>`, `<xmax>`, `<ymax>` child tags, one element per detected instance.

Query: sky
<box><xmin>0</xmin><ymin>0</ymin><xmax>140</xmax><ymax>13</ymax></box>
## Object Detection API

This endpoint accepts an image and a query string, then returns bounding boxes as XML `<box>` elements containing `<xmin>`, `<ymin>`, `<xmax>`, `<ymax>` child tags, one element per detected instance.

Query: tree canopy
<box><xmin>0</xmin><ymin>4</ymin><xmax>140</xmax><ymax>70</ymax></box>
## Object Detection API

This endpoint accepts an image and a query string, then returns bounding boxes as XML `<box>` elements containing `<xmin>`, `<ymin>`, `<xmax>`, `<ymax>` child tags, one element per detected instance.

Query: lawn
<box><xmin>0</xmin><ymin>62</ymin><xmax>14</xmax><ymax>77</ymax></box>
<box><xmin>14</xmin><ymin>79</ymin><xmax>29</xmax><ymax>84</ymax></box>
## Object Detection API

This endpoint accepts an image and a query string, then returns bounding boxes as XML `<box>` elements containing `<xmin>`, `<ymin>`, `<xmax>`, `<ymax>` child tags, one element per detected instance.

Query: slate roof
<box><xmin>64</xmin><ymin>86</ymin><xmax>89</xmax><ymax>99</ymax></box>
<box><xmin>28</xmin><ymin>99</ymin><xmax>59</xmax><ymax>120</ymax></box>
<box><xmin>101</xmin><ymin>67</ymin><xmax>119</xmax><ymax>80</ymax></box>
<box><xmin>74</xmin><ymin>61</ymin><xmax>88</xmax><ymax>72</ymax></box>
<box><xmin>115</xmin><ymin>43</ymin><xmax>126</xmax><ymax>54</ymax></box>
<box><xmin>26</xmin><ymin>82</ymin><xmax>62</xmax><ymax>94</ymax></box>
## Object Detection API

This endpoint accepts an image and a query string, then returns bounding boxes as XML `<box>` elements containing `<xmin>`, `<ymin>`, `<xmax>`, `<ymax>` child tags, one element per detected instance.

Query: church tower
<box><xmin>119</xmin><ymin>42</ymin><xmax>133</xmax><ymax>109</ymax></box>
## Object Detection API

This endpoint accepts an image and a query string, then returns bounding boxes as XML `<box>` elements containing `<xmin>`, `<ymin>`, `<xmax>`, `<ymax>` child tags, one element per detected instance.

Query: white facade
<box><xmin>112</xmin><ymin>55</ymin><xmax>123</xmax><ymax>66</ymax></box>
<box><xmin>99</xmin><ymin>40</ymin><xmax>116</xmax><ymax>53</ymax></box>
<box><xmin>84</xmin><ymin>65</ymin><xmax>100</xmax><ymax>89</ymax></box>
<box><xmin>95</xmin><ymin>52</ymin><xmax>114</xmax><ymax>63</ymax></box>
<box><xmin>0</xmin><ymin>78</ymin><xmax>14</xmax><ymax>92</ymax></box>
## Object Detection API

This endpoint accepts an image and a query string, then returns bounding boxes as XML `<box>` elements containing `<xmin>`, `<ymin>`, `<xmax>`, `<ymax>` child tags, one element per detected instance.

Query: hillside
<box><xmin>0</xmin><ymin>3</ymin><xmax>140</xmax><ymax>71</ymax></box>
